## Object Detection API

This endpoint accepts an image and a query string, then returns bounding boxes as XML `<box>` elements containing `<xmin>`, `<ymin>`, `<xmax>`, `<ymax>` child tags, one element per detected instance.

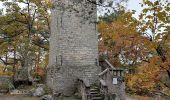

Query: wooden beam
<box><xmin>105</xmin><ymin>59</ymin><xmax>116</xmax><ymax>69</ymax></box>
<box><xmin>98</xmin><ymin>68</ymin><xmax>108</xmax><ymax>76</ymax></box>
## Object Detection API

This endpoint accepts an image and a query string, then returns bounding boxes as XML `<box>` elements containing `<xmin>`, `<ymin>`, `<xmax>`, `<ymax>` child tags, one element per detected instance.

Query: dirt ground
<box><xmin>0</xmin><ymin>95</ymin><xmax>82</xmax><ymax>100</ymax></box>
<box><xmin>0</xmin><ymin>95</ymin><xmax>135</xmax><ymax>100</ymax></box>
<box><xmin>0</xmin><ymin>95</ymin><xmax>41</xmax><ymax>100</ymax></box>
<box><xmin>0</xmin><ymin>94</ymin><xmax>158</xmax><ymax>100</ymax></box>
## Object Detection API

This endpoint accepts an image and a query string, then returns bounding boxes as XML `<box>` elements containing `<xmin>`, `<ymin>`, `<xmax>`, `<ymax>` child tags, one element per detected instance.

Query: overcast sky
<box><xmin>0</xmin><ymin>0</ymin><xmax>142</xmax><ymax>18</ymax></box>
<box><xmin>127</xmin><ymin>0</ymin><xmax>142</xmax><ymax>18</ymax></box>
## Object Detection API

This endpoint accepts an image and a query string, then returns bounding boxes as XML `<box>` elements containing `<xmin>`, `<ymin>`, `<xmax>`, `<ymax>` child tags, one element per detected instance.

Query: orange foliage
<box><xmin>98</xmin><ymin>11</ymin><xmax>152</xmax><ymax>67</ymax></box>
<box><xmin>98</xmin><ymin>5</ymin><xmax>170</xmax><ymax>94</ymax></box>
<box><xmin>35</xmin><ymin>66</ymin><xmax>45</xmax><ymax>77</ymax></box>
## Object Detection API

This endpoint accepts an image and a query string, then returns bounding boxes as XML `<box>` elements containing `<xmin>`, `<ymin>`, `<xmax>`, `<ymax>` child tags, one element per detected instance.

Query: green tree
<box><xmin>0</xmin><ymin>0</ymin><xmax>51</xmax><ymax>82</ymax></box>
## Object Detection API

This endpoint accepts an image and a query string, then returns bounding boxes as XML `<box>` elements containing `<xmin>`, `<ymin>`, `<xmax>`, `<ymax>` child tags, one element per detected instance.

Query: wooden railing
<box><xmin>99</xmin><ymin>59</ymin><xmax>124</xmax><ymax>77</ymax></box>
<box><xmin>99</xmin><ymin>59</ymin><xmax>125</xmax><ymax>100</ymax></box>
<box><xmin>78</xmin><ymin>79</ymin><xmax>91</xmax><ymax>100</ymax></box>
<box><xmin>104</xmin><ymin>59</ymin><xmax>115</xmax><ymax>69</ymax></box>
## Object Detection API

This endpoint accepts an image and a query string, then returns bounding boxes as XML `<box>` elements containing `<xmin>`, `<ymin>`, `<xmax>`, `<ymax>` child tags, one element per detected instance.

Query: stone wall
<box><xmin>106</xmin><ymin>72</ymin><xmax>126</xmax><ymax>100</ymax></box>
<box><xmin>47</xmin><ymin>0</ymin><xmax>99</xmax><ymax>96</ymax></box>
<box><xmin>49</xmin><ymin>0</ymin><xmax>98</xmax><ymax>67</ymax></box>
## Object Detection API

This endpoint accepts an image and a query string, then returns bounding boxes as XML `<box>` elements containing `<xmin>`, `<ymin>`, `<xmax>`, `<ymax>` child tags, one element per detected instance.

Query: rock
<box><xmin>74</xmin><ymin>92</ymin><xmax>81</xmax><ymax>99</ymax></box>
<box><xmin>10</xmin><ymin>89</ymin><xmax>30</xmax><ymax>95</ymax></box>
<box><xmin>29</xmin><ymin>88</ymin><xmax>35</xmax><ymax>96</ymax></box>
<box><xmin>10</xmin><ymin>89</ymin><xmax>21</xmax><ymax>95</ymax></box>
<box><xmin>33</xmin><ymin>87</ymin><xmax>45</xmax><ymax>97</ymax></box>
<box><xmin>0</xmin><ymin>76</ymin><xmax>13</xmax><ymax>93</ymax></box>
<box><xmin>36</xmin><ymin>84</ymin><xmax>45</xmax><ymax>88</ymax></box>
<box><xmin>41</xmin><ymin>95</ymin><xmax>54</xmax><ymax>100</ymax></box>
<box><xmin>0</xmin><ymin>89</ymin><xmax>8</xmax><ymax>93</ymax></box>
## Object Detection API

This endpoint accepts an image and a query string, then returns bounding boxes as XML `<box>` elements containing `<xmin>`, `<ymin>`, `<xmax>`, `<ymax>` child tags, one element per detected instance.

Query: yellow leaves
<box><xmin>126</xmin><ymin>74</ymin><xmax>139</xmax><ymax>89</ymax></box>
<box><xmin>44</xmin><ymin>53</ymin><xmax>49</xmax><ymax>66</ymax></box>
<box><xmin>150</xmin><ymin>56</ymin><xmax>162</xmax><ymax>65</ymax></box>
<box><xmin>142</xmin><ymin>8</ymin><xmax>149</xmax><ymax>13</ymax></box>
<box><xmin>155</xmin><ymin>33</ymin><xmax>162</xmax><ymax>40</ymax></box>
<box><xmin>127</xmin><ymin>53</ymin><xmax>170</xmax><ymax>94</ymax></box>
<box><xmin>98</xmin><ymin>14</ymin><xmax>138</xmax><ymax>41</ymax></box>
<box><xmin>162</xmin><ymin>88</ymin><xmax>170</xmax><ymax>96</ymax></box>
<box><xmin>157</xmin><ymin>11</ymin><xmax>167</xmax><ymax>22</ymax></box>
<box><xmin>161</xmin><ymin>61</ymin><xmax>170</xmax><ymax>70</ymax></box>
<box><xmin>140</xmin><ymin>0</ymin><xmax>170</xmax><ymax>34</ymax></box>
<box><xmin>127</xmin><ymin>64</ymin><xmax>160</xmax><ymax>92</ymax></box>
<box><xmin>0</xmin><ymin>64</ymin><xmax>13</xmax><ymax>76</ymax></box>
<box><xmin>98</xmin><ymin>0</ymin><xmax>170</xmax><ymax>94</ymax></box>
<box><xmin>98</xmin><ymin>5</ymin><xmax>170</xmax><ymax>94</ymax></box>
<box><xmin>98</xmin><ymin>21</ymin><xmax>107</xmax><ymax>33</ymax></box>
<box><xmin>0</xmin><ymin>42</ymin><xmax>9</xmax><ymax>55</ymax></box>
<box><xmin>140</xmin><ymin>25</ymin><xmax>147</xmax><ymax>32</ymax></box>
<box><xmin>143</xmin><ymin>0</ymin><xmax>154</xmax><ymax>6</ymax></box>
<box><xmin>126</xmin><ymin>73</ymin><xmax>155</xmax><ymax>93</ymax></box>
<box><xmin>45</xmin><ymin>0</ymin><xmax>52</xmax><ymax>4</ymax></box>
<box><xmin>139</xmin><ymin>13</ymin><xmax>145</xmax><ymax>20</ymax></box>
<box><xmin>98</xmin><ymin>10</ymin><xmax>160</xmax><ymax>67</ymax></box>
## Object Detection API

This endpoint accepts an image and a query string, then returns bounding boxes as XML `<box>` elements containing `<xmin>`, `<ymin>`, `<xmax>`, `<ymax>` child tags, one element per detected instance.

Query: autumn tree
<box><xmin>98</xmin><ymin>0</ymin><xmax>170</xmax><ymax>95</ymax></box>
<box><xmin>0</xmin><ymin>0</ymin><xmax>51</xmax><ymax>83</ymax></box>
<box><xmin>129</xmin><ymin>0</ymin><xmax>170</xmax><ymax>95</ymax></box>
<box><xmin>98</xmin><ymin>9</ymin><xmax>150</xmax><ymax>69</ymax></box>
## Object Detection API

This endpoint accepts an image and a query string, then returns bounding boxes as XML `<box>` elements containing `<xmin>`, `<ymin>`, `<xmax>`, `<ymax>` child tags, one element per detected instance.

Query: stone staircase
<box><xmin>89</xmin><ymin>86</ymin><xmax>104</xmax><ymax>100</ymax></box>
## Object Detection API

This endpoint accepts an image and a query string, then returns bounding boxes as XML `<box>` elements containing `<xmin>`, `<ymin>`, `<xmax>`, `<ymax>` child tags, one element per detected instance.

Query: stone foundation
<box><xmin>47</xmin><ymin>65</ymin><xmax>100</xmax><ymax>96</ymax></box>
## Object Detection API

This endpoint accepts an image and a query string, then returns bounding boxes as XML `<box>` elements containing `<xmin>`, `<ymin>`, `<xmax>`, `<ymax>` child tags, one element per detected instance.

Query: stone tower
<box><xmin>47</xmin><ymin>0</ymin><xmax>100</xmax><ymax>96</ymax></box>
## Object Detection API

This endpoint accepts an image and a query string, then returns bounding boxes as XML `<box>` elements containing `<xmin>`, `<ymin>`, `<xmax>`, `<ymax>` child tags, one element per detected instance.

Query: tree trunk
<box><xmin>156</xmin><ymin>46</ymin><xmax>170</xmax><ymax>79</ymax></box>
<box><xmin>14</xmin><ymin>51</ymin><xmax>33</xmax><ymax>83</ymax></box>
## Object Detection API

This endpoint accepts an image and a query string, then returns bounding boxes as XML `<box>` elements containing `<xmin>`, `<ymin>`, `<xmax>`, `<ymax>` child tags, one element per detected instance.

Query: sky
<box><xmin>127</xmin><ymin>0</ymin><xmax>142</xmax><ymax>18</ymax></box>
<box><xmin>128</xmin><ymin>0</ymin><xmax>142</xmax><ymax>11</ymax></box>
<box><xmin>0</xmin><ymin>2</ymin><xmax>2</xmax><ymax>7</ymax></box>
<box><xmin>0</xmin><ymin>0</ymin><xmax>142</xmax><ymax>17</ymax></box>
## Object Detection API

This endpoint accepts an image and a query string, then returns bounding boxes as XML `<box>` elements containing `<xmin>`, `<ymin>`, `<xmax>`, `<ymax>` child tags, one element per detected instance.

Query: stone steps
<box><xmin>89</xmin><ymin>86</ymin><xmax>104</xmax><ymax>100</ymax></box>
<box><xmin>92</xmin><ymin>97</ymin><xmax>103</xmax><ymax>100</ymax></box>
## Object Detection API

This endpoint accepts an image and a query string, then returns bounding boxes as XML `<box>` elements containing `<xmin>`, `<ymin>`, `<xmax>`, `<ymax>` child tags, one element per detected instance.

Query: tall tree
<box><xmin>98</xmin><ymin>0</ymin><xmax>170</xmax><ymax>95</ymax></box>
<box><xmin>0</xmin><ymin>0</ymin><xmax>51</xmax><ymax>82</ymax></box>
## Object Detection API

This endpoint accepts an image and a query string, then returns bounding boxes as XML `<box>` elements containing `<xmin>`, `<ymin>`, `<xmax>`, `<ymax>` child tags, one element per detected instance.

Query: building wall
<box><xmin>47</xmin><ymin>0</ymin><xmax>99</xmax><ymax>96</ymax></box>
<box><xmin>106</xmin><ymin>72</ymin><xmax>126</xmax><ymax>100</ymax></box>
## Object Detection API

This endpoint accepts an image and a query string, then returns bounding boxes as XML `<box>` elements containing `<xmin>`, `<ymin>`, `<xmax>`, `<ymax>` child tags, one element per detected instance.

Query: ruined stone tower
<box><xmin>47</xmin><ymin>0</ymin><xmax>100</xmax><ymax>96</ymax></box>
